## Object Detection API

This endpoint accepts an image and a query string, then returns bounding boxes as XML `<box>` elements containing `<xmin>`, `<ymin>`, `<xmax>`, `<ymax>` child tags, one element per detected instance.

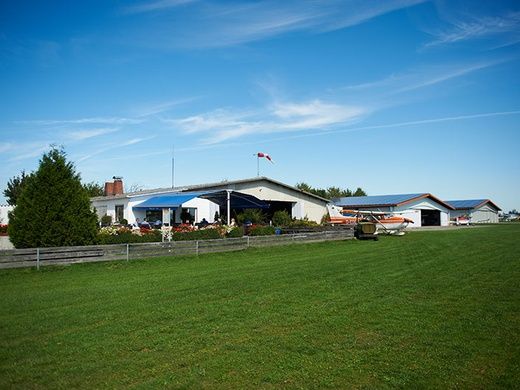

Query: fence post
<box><xmin>126</xmin><ymin>244</ymin><xmax>129</xmax><ymax>262</ymax></box>
<box><xmin>36</xmin><ymin>247</ymin><xmax>40</xmax><ymax>270</ymax></box>
<box><xmin>247</xmin><ymin>236</ymin><xmax>250</xmax><ymax>248</ymax></box>
<box><xmin>196</xmin><ymin>240</ymin><xmax>199</xmax><ymax>256</ymax></box>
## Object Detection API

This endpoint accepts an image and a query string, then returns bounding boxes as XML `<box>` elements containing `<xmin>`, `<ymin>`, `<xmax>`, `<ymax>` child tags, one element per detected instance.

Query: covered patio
<box><xmin>132</xmin><ymin>190</ymin><xmax>269</xmax><ymax>225</ymax></box>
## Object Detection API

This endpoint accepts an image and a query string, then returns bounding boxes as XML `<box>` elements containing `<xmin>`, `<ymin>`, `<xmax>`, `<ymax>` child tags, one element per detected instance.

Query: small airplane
<box><xmin>327</xmin><ymin>204</ymin><xmax>414</xmax><ymax>236</ymax></box>
<box><xmin>451</xmin><ymin>215</ymin><xmax>471</xmax><ymax>226</ymax></box>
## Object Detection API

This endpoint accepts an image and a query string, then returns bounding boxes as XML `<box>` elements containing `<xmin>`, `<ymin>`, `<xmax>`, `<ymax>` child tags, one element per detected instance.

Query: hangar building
<box><xmin>333</xmin><ymin>193</ymin><xmax>454</xmax><ymax>227</ymax></box>
<box><xmin>445</xmin><ymin>199</ymin><xmax>501</xmax><ymax>224</ymax></box>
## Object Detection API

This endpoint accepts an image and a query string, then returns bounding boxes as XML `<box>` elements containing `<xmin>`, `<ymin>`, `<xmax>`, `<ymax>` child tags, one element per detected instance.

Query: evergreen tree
<box><xmin>353</xmin><ymin>187</ymin><xmax>367</xmax><ymax>197</ymax></box>
<box><xmin>8</xmin><ymin>147</ymin><xmax>98</xmax><ymax>248</ymax></box>
<box><xmin>3</xmin><ymin>170</ymin><xmax>33</xmax><ymax>206</ymax></box>
<box><xmin>83</xmin><ymin>181</ymin><xmax>104</xmax><ymax>197</ymax></box>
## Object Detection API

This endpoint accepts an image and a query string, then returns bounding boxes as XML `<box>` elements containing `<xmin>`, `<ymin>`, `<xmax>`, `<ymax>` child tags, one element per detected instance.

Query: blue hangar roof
<box><xmin>132</xmin><ymin>190</ymin><xmax>269</xmax><ymax>210</ymax></box>
<box><xmin>445</xmin><ymin>199</ymin><xmax>501</xmax><ymax>211</ymax></box>
<box><xmin>333</xmin><ymin>193</ymin><xmax>454</xmax><ymax>209</ymax></box>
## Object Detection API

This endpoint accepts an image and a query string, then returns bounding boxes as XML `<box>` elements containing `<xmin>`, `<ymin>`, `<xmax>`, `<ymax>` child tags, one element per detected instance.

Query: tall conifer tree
<box><xmin>8</xmin><ymin>147</ymin><xmax>98</xmax><ymax>248</ymax></box>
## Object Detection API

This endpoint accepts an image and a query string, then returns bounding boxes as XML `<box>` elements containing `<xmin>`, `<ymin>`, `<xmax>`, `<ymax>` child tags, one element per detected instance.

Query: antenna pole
<box><xmin>171</xmin><ymin>145</ymin><xmax>175</xmax><ymax>188</ymax></box>
<box><xmin>257</xmin><ymin>155</ymin><xmax>259</xmax><ymax>177</ymax></box>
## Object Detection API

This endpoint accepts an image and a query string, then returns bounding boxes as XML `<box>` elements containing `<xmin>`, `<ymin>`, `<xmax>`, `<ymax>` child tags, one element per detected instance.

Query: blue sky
<box><xmin>1</xmin><ymin>0</ymin><xmax>519</xmax><ymax>210</ymax></box>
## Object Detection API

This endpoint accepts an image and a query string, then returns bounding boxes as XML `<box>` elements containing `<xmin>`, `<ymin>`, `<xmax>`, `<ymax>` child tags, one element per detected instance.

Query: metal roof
<box><xmin>445</xmin><ymin>199</ymin><xmax>501</xmax><ymax>211</ymax></box>
<box><xmin>334</xmin><ymin>193</ymin><xmax>425</xmax><ymax>207</ymax></box>
<box><xmin>91</xmin><ymin>176</ymin><xmax>329</xmax><ymax>203</ymax></box>
<box><xmin>333</xmin><ymin>193</ymin><xmax>454</xmax><ymax>210</ymax></box>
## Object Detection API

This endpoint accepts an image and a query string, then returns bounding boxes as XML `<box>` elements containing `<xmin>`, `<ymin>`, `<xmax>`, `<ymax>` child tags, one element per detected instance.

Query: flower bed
<box><xmin>97</xmin><ymin>224</ymin><xmax>244</xmax><ymax>244</ymax></box>
<box><xmin>97</xmin><ymin>226</ymin><xmax>161</xmax><ymax>245</ymax></box>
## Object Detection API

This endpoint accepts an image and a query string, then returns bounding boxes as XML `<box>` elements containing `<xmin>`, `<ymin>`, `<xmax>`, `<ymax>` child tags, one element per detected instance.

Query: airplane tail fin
<box><xmin>326</xmin><ymin>204</ymin><xmax>343</xmax><ymax>218</ymax></box>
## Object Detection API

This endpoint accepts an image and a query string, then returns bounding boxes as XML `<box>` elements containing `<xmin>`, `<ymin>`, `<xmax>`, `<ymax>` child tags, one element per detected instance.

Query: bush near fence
<box><xmin>97</xmin><ymin>230</ymin><xmax>162</xmax><ymax>244</ymax></box>
<box><xmin>250</xmin><ymin>225</ymin><xmax>276</xmax><ymax>236</ymax></box>
<box><xmin>96</xmin><ymin>225</ymin><xmax>246</xmax><ymax>245</ymax></box>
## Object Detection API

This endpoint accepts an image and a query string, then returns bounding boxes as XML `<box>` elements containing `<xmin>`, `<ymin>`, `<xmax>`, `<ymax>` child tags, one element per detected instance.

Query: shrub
<box><xmin>227</xmin><ymin>226</ymin><xmax>244</xmax><ymax>238</ymax></box>
<box><xmin>119</xmin><ymin>218</ymin><xmax>128</xmax><ymax>225</ymax></box>
<box><xmin>236</xmin><ymin>209</ymin><xmax>266</xmax><ymax>225</ymax></box>
<box><xmin>8</xmin><ymin>147</ymin><xmax>98</xmax><ymax>248</ymax></box>
<box><xmin>249</xmin><ymin>225</ymin><xmax>276</xmax><ymax>236</ymax></box>
<box><xmin>290</xmin><ymin>217</ymin><xmax>319</xmax><ymax>228</ymax></box>
<box><xmin>320</xmin><ymin>213</ymin><xmax>330</xmax><ymax>224</ymax></box>
<box><xmin>272</xmin><ymin>210</ymin><xmax>292</xmax><ymax>227</ymax></box>
<box><xmin>172</xmin><ymin>229</ymin><xmax>221</xmax><ymax>241</ymax></box>
<box><xmin>97</xmin><ymin>229</ymin><xmax>161</xmax><ymax>244</ymax></box>
<box><xmin>0</xmin><ymin>224</ymin><xmax>8</xmax><ymax>236</ymax></box>
<box><xmin>100</xmin><ymin>214</ymin><xmax>112</xmax><ymax>227</ymax></box>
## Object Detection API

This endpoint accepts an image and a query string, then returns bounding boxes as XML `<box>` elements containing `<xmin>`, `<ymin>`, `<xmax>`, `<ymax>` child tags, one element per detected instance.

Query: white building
<box><xmin>445</xmin><ymin>199</ymin><xmax>501</xmax><ymax>224</ymax></box>
<box><xmin>333</xmin><ymin>193</ymin><xmax>454</xmax><ymax>227</ymax></box>
<box><xmin>0</xmin><ymin>204</ymin><xmax>13</xmax><ymax>225</ymax></box>
<box><xmin>91</xmin><ymin>177</ymin><xmax>329</xmax><ymax>225</ymax></box>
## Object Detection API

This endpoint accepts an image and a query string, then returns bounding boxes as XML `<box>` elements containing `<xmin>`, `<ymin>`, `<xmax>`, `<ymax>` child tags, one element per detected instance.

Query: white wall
<box><xmin>91</xmin><ymin>198</ymin><xmax>129</xmax><ymax>222</ymax></box>
<box><xmin>181</xmin><ymin>197</ymin><xmax>219</xmax><ymax>223</ymax></box>
<box><xmin>0</xmin><ymin>205</ymin><xmax>13</xmax><ymax>225</ymax></box>
<box><xmin>450</xmin><ymin>204</ymin><xmax>499</xmax><ymax>224</ymax></box>
<box><xmin>394</xmin><ymin>198</ymin><xmax>451</xmax><ymax>227</ymax></box>
<box><xmin>471</xmin><ymin>204</ymin><xmax>499</xmax><ymax>223</ymax></box>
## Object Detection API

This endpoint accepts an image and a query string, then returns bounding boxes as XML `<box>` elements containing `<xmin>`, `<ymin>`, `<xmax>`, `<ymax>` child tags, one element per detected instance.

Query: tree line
<box><xmin>295</xmin><ymin>182</ymin><xmax>367</xmax><ymax>199</ymax></box>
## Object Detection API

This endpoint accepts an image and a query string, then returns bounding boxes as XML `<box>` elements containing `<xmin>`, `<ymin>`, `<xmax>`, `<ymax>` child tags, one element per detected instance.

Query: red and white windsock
<box><xmin>256</xmin><ymin>152</ymin><xmax>274</xmax><ymax>163</ymax></box>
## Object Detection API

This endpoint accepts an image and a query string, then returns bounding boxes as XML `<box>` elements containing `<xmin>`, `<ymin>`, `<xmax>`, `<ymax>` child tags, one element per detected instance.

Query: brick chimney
<box><xmin>104</xmin><ymin>177</ymin><xmax>124</xmax><ymax>196</ymax></box>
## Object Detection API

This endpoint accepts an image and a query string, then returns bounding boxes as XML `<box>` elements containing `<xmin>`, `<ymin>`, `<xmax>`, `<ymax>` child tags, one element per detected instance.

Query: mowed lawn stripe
<box><xmin>0</xmin><ymin>225</ymin><xmax>518</xmax><ymax>388</ymax></box>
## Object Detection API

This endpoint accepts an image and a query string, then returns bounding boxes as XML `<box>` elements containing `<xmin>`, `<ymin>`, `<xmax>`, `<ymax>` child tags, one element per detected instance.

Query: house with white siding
<box><xmin>91</xmin><ymin>177</ymin><xmax>330</xmax><ymax>225</ymax></box>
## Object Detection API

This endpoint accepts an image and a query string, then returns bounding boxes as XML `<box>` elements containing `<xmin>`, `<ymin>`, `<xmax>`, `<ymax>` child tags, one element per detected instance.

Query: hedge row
<box><xmin>96</xmin><ymin>227</ymin><xmax>247</xmax><ymax>245</ymax></box>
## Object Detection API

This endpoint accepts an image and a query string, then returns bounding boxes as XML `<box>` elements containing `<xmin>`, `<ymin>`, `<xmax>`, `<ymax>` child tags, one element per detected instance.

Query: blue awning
<box><xmin>132</xmin><ymin>192</ymin><xmax>210</xmax><ymax>210</ymax></box>
<box><xmin>132</xmin><ymin>190</ymin><xmax>269</xmax><ymax>210</ymax></box>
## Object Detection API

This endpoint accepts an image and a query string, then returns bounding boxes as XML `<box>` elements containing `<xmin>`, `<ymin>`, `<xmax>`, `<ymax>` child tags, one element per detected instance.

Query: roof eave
<box><xmin>397</xmin><ymin>193</ymin><xmax>455</xmax><ymax>210</ymax></box>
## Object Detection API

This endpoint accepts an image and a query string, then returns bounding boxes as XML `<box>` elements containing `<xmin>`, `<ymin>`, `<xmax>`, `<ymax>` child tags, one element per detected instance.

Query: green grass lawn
<box><xmin>0</xmin><ymin>225</ymin><xmax>519</xmax><ymax>389</ymax></box>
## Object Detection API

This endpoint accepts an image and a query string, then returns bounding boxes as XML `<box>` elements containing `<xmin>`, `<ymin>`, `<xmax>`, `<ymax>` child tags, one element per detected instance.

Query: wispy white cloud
<box><xmin>170</xmin><ymin>99</ymin><xmax>368</xmax><ymax>144</ymax></box>
<box><xmin>343</xmin><ymin>60</ymin><xmax>503</xmax><ymax>95</ymax></box>
<box><xmin>121</xmin><ymin>136</ymin><xmax>155</xmax><ymax>146</ymax></box>
<box><xmin>0</xmin><ymin>142</ymin><xmax>14</xmax><ymax>153</ymax></box>
<box><xmin>123</xmin><ymin>0</ymin><xmax>197</xmax><ymax>14</ymax></box>
<box><xmin>133</xmin><ymin>97</ymin><xmax>200</xmax><ymax>117</ymax></box>
<box><xmin>124</xmin><ymin>0</ymin><xmax>427</xmax><ymax>48</ymax></box>
<box><xmin>67</xmin><ymin>127</ymin><xmax>119</xmax><ymax>141</ymax></box>
<box><xmin>424</xmin><ymin>11</ymin><xmax>520</xmax><ymax>48</ymax></box>
<box><xmin>171</xmin><ymin>109</ymin><xmax>520</xmax><ymax>153</ymax></box>
<box><xmin>16</xmin><ymin>117</ymin><xmax>144</xmax><ymax>126</ymax></box>
<box><xmin>76</xmin><ymin>136</ymin><xmax>156</xmax><ymax>163</ymax></box>
<box><xmin>8</xmin><ymin>143</ymin><xmax>52</xmax><ymax>162</ymax></box>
